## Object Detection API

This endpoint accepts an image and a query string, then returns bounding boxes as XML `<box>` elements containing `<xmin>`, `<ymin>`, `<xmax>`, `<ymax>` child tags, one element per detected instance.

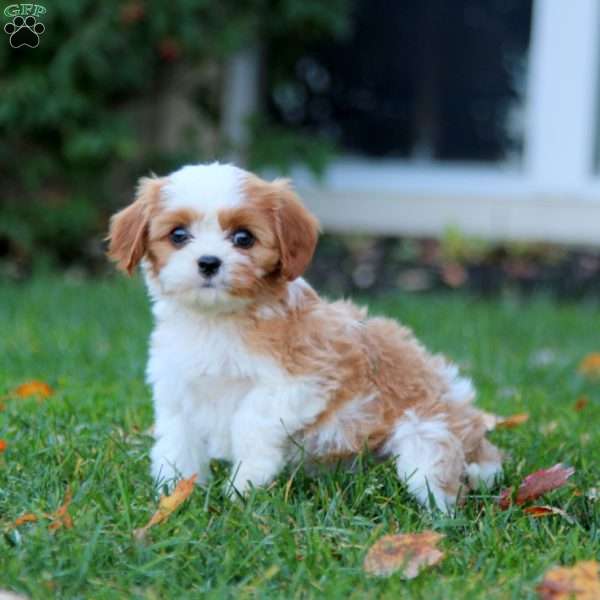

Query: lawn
<box><xmin>0</xmin><ymin>275</ymin><xmax>598</xmax><ymax>599</ymax></box>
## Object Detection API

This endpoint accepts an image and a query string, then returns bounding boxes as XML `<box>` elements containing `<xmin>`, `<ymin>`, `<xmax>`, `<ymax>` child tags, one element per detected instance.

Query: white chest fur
<box><xmin>146</xmin><ymin>300</ymin><xmax>328</xmax><ymax>487</ymax></box>
<box><xmin>148</xmin><ymin>303</ymin><xmax>261</xmax><ymax>459</ymax></box>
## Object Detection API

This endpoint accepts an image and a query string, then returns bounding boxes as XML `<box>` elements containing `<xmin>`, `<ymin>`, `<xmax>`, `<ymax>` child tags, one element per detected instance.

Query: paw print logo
<box><xmin>4</xmin><ymin>15</ymin><xmax>45</xmax><ymax>48</ymax></box>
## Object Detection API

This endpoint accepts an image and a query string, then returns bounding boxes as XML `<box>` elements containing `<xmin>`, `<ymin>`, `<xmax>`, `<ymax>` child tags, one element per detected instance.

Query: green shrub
<box><xmin>0</xmin><ymin>0</ymin><xmax>350</xmax><ymax>271</ymax></box>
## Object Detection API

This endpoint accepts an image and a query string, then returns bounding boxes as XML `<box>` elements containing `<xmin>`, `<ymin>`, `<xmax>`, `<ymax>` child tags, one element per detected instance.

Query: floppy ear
<box><xmin>107</xmin><ymin>177</ymin><xmax>164</xmax><ymax>275</ymax></box>
<box><xmin>273</xmin><ymin>179</ymin><xmax>320</xmax><ymax>281</ymax></box>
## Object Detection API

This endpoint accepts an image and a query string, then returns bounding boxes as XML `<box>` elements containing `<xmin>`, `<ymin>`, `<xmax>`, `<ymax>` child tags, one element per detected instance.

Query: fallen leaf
<box><xmin>523</xmin><ymin>505</ymin><xmax>575</xmax><ymax>523</ymax></box>
<box><xmin>134</xmin><ymin>474</ymin><xmax>197</xmax><ymax>541</ymax></box>
<box><xmin>13</xmin><ymin>380</ymin><xmax>54</xmax><ymax>399</ymax></box>
<box><xmin>14</xmin><ymin>513</ymin><xmax>37</xmax><ymax>527</ymax></box>
<box><xmin>499</xmin><ymin>464</ymin><xmax>575</xmax><ymax>510</ymax></box>
<box><xmin>578</xmin><ymin>354</ymin><xmax>600</xmax><ymax>378</ymax></box>
<box><xmin>0</xmin><ymin>402</ymin><xmax>5</xmax><ymax>411</ymax></box>
<box><xmin>537</xmin><ymin>561</ymin><xmax>600</xmax><ymax>599</ymax></box>
<box><xmin>47</xmin><ymin>487</ymin><xmax>74</xmax><ymax>532</ymax></box>
<box><xmin>523</xmin><ymin>505</ymin><xmax>558</xmax><ymax>517</ymax></box>
<box><xmin>363</xmin><ymin>531</ymin><xmax>445</xmax><ymax>579</ymax></box>
<box><xmin>495</xmin><ymin>413</ymin><xmax>530</xmax><ymax>429</ymax></box>
<box><xmin>573</xmin><ymin>396</ymin><xmax>589</xmax><ymax>412</ymax></box>
<box><xmin>0</xmin><ymin>440</ymin><xmax>6</xmax><ymax>453</ymax></box>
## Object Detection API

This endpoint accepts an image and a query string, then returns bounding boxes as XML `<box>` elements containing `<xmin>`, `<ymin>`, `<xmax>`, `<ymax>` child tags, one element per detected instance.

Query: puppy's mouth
<box><xmin>198</xmin><ymin>277</ymin><xmax>230</xmax><ymax>293</ymax></box>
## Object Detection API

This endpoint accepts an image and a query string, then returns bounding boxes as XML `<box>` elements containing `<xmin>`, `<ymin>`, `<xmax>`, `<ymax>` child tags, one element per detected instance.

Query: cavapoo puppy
<box><xmin>108</xmin><ymin>162</ymin><xmax>502</xmax><ymax>511</ymax></box>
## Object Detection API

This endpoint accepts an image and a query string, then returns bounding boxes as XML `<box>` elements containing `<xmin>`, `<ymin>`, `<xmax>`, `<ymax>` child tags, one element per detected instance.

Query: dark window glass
<box><xmin>267</xmin><ymin>0</ymin><xmax>532</xmax><ymax>161</ymax></box>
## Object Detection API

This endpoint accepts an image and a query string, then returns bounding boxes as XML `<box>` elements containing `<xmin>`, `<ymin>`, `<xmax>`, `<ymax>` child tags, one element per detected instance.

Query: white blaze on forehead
<box><xmin>162</xmin><ymin>163</ymin><xmax>245</xmax><ymax>213</ymax></box>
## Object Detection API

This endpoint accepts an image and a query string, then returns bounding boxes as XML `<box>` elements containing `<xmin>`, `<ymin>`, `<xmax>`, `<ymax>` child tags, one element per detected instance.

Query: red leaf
<box><xmin>499</xmin><ymin>464</ymin><xmax>575</xmax><ymax>510</ymax></box>
<box><xmin>523</xmin><ymin>505</ymin><xmax>574</xmax><ymax>523</ymax></box>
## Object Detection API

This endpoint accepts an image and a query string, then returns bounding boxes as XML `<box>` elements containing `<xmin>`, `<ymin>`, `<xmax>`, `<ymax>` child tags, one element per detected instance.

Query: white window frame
<box><xmin>223</xmin><ymin>0</ymin><xmax>600</xmax><ymax>245</ymax></box>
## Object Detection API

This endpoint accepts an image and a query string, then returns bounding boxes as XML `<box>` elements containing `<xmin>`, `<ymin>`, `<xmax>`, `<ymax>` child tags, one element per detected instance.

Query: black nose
<box><xmin>197</xmin><ymin>255</ymin><xmax>222</xmax><ymax>277</ymax></box>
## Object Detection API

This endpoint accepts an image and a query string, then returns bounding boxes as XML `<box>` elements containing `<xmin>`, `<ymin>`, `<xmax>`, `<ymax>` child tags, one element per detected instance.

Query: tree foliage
<box><xmin>0</xmin><ymin>0</ymin><xmax>349</xmax><ymax>270</ymax></box>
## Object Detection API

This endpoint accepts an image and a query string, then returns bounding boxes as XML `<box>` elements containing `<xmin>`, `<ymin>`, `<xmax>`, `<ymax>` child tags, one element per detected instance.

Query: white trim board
<box><xmin>290</xmin><ymin>161</ymin><xmax>600</xmax><ymax>246</ymax></box>
<box><xmin>525</xmin><ymin>0</ymin><xmax>600</xmax><ymax>190</ymax></box>
<box><xmin>300</xmin><ymin>188</ymin><xmax>600</xmax><ymax>246</ymax></box>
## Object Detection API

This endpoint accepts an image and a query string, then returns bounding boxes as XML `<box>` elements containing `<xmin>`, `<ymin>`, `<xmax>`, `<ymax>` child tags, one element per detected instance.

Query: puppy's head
<box><xmin>107</xmin><ymin>163</ymin><xmax>319</xmax><ymax>310</ymax></box>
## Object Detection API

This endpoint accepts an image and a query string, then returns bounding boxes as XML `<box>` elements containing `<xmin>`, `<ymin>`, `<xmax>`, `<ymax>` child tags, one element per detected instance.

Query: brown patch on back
<box><xmin>241</xmin><ymin>298</ymin><xmax>441</xmax><ymax>452</ymax></box>
<box><xmin>240</xmin><ymin>292</ymin><xmax>494</xmax><ymax>471</ymax></box>
<box><xmin>107</xmin><ymin>177</ymin><xmax>165</xmax><ymax>274</ymax></box>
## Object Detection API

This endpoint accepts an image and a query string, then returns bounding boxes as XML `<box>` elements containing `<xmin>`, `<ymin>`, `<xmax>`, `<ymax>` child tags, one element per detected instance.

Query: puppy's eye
<box><xmin>231</xmin><ymin>229</ymin><xmax>255</xmax><ymax>249</ymax></box>
<box><xmin>169</xmin><ymin>227</ymin><xmax>191</xmax><ymax>246</ymax></box>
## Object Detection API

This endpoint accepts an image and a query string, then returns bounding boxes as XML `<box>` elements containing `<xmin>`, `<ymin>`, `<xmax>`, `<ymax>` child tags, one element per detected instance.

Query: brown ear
<box><xmin>273</xmin><ymin>179</ymin><xmax>320</xmax><ymax>281</ymax></box>
<box><xmin>107</xmin><ymin>177</ymin><xmax>164</xmax><ymax>275</ymax></box>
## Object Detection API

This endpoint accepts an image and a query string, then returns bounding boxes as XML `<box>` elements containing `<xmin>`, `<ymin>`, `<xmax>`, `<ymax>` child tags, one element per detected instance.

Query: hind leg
<box><xmin>465</xmin><ymin>438</ymin><xmax>503</xmax><ymax>490</ymax></box>
<box><xmin>384</xmin><ymin>410</ymin><xmax>466</xmax><ymax>512</ymax></box>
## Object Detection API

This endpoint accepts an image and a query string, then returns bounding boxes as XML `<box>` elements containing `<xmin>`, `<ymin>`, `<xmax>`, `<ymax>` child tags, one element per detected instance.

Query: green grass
<box><xmin>0</xmin><ymin>275</ymin><xmax>599</xmax><ymax>599</ymax></box>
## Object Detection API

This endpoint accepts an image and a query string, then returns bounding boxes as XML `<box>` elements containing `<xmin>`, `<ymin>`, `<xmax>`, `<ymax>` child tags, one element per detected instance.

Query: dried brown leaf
<box><xmin>47</xmin><ymin>487</ymin><xmax>74</xmax><ymax>532</ymax></box>
<box><xmin>363</xmin><ymin>531</ymin><xmax>445</xmax><ymax>579</ymax></box>
<box><xmin>134</xmin><ymin>474</ymin><xmax>197</xmax><ymax>541</ymax></box>
<box><xmin>523</xmin><ymin>505</ymin><xmax>574</xmax><ymax>523</ymax></box>
<box><xmin>537</xmin><ymin>561</ymin><xmax>600</xmax><ymax>599</ymax></box>
<box><xmin>499</xmin><ymin>464</ymin><xmax>575</xmax><ymax>510</ymax></box>
<box><xmin>573</xmin><ymin>396</ymin><xmax>589</xmax><ymax>412</ymax></box>
<box><xmin>13</xmin><ymin>380</ymin><xmax>54</xmax><ymax>399</ymax></box>
<box><xmin>13</xmin><ymin>513</ymin><xmax>38</xmax><ymax>527</ymax></box>
<box><xmin>495</xmin><ymin>413</ymin><xmax>530</xmax><ymax>429</ymax></box>
<box><xmin>578</xmin><ymin>354</ymin><xmax>600</xmax><ymax>378</ymax></box>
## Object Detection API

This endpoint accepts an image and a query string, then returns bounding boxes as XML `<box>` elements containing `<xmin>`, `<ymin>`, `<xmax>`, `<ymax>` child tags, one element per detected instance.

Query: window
<box><xmin>268</xmin><ymin>0</ymin><xmax>532</xmax><ymax>164</ymax></box>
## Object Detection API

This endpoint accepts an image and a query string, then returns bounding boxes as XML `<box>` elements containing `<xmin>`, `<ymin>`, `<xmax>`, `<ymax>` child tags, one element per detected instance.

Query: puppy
<box><xmin>108</xmin><ymin>162</ymin><xmax>502</xmax><ymax>511</ymax></box>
